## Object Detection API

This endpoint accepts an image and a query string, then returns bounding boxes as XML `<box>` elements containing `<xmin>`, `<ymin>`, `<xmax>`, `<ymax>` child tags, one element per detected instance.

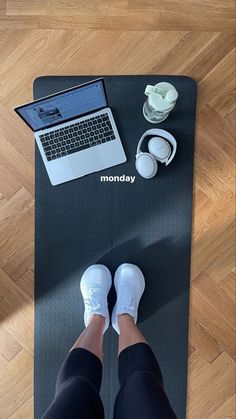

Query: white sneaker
<box><xmin>80</xmin><ymin>264</ymin><xmax>112</xmax><ymax>334</ymax></box>
<box><xmin>112</xmin><ymin>263</ymin><xmax>145</xmax><ymax>334</ymax></box>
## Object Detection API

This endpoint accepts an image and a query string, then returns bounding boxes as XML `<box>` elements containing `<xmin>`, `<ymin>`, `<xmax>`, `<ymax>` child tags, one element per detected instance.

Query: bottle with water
<box><xmin>143</xmin><ymin>82</ymin><xmax>178</xmax><ymax>123</ymax></box>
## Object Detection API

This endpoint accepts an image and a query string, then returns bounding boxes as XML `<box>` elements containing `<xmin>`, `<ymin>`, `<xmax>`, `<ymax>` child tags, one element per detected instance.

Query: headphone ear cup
<box><xmin>148</xmin><ymin>137</ymin><xmax>171</xmax><ymax>163</ymax></box>
<box><xmin>135</xmin><ymin>153</ymin><xmax>158</xmax><ymax>179</ymax></box>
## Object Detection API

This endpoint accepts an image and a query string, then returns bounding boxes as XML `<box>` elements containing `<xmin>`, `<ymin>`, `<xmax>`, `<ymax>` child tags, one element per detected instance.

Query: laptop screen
<box><xmin>15</xmin><ymin>79</ymin><xmax>108</xmax><ymax>131</ymax></box>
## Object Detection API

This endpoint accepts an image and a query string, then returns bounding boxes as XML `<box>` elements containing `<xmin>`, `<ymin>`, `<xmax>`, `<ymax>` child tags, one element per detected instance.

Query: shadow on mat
<box><xmin>97</xmin><ymin>236</ymin><xmax>187</xmax><ymax>322</ymax></box>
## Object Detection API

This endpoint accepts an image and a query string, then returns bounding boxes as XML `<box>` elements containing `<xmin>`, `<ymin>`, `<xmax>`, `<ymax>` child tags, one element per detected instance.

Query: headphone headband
<box><xmin>136</xmin><ymin>129</ymin><xmax>177</xmax><ymax>166</ymax></box>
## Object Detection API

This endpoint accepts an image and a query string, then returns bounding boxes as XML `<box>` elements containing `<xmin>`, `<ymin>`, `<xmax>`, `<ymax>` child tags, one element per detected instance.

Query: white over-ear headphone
<box><xmin>135</xmin><ymin>129</ymin><xmax>177</xmax><ymax>179</ymax></box>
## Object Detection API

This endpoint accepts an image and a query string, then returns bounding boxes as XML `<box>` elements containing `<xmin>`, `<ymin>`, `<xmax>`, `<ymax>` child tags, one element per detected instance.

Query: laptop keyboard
<box><xmin>39</xmin><ymin>113</ymin><xmax>116</xmax><ymax>161</ymax></box>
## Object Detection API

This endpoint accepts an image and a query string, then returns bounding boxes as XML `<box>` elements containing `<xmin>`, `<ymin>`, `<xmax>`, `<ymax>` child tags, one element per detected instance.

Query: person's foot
<box><xmin>80</xmin><ymin>264</ymin><xmax>112</xmax><ymax>334</ymax></box>
<box><xmin>112</xmin><ymin>263</ymin><xmax>145</xmax><ymax>334</ymax></box>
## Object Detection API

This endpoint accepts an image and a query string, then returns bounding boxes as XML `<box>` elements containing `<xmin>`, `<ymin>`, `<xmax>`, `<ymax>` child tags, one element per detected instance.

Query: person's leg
<box><xmin>112</xmin><ymin>264</ymin><xmax>177</xmax><ymax>419</ymax></box>
<box><xmin>55</xmin><ymin>314</ymin><xmax>105</xmax><ymax>393</ymax></box>
<box><xmin>71</xmin><ymin>314</ymin><xmax>105</xmax><ymax>361</ymax></box>
<box><xmin>114</xmin><ymin>315</ymin><xmax>177</xmax><ymax>419</ymax></box>
<box><xmin>42</xmin><ymin>317</ymin><xmax>105</xmax><ymax>419</ymax></box>
<box><xmin>117</xmin><ymin>313</ymin><xmax>146</xmax><ymax>354</ymax></box>
<box><xmin>42</xmin><ymin>347</ymin><xmax>104</xmax><ymax>419</ymax></box>
<box><xmin>42</xmin><ymin>265</ymin><xmax>112</xmax><ymax>419</ymax></box>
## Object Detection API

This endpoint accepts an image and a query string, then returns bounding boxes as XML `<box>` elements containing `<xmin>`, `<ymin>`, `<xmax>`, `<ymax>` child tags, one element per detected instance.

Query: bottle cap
<box><xmin>145</xmin><ymin>82</ymin><xmax>178</xmax><ymax>112</ymax></box>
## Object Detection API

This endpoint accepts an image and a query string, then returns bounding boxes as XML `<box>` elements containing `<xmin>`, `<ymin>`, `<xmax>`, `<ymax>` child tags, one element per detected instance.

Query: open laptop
<box><xmin>15</xmin><ymin>78</ymin><xmax>127</xmax><ymax>185</ymax></box>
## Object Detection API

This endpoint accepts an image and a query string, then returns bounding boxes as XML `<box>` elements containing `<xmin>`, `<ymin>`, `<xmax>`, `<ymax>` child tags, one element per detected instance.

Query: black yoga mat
<box><xmin>34</xmin><ymin>75</ymin><xmax>197</xmax><ymax>419</ymax></box>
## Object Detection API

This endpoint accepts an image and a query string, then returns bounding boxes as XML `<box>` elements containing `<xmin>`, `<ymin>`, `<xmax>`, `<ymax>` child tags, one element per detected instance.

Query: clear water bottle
<box><xmin>143</xmin><ymin>82</ymin><xmax>178</xmax><ymax>123</ymax></box>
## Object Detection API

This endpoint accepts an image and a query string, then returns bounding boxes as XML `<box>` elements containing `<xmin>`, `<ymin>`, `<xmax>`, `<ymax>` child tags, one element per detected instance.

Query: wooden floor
<box><xmin>0</xmin><ymin>1</ymin><xmax>235</xmax><ymax>418</ymax></box>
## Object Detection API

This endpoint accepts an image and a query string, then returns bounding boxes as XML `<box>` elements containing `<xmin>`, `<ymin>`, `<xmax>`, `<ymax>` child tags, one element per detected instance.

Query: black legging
<box><xmin>42</xmin><ymin>342</ymin><xmax>177</xmax><ymax>419</ymax></box>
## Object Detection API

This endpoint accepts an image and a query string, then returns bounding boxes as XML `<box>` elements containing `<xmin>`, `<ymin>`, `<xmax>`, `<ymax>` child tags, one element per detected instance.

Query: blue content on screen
<box><xmin>17</xmin><ymin>80</ymin><xmax>107</xmax><ymax>131</ymax></box>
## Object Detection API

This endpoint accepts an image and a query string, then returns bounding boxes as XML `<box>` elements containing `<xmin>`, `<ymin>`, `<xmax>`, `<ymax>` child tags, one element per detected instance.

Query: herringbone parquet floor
<box><xmin>0</xmin><ymin>1</ymin><xmax>235</xmax><ymax>418</ymax></box>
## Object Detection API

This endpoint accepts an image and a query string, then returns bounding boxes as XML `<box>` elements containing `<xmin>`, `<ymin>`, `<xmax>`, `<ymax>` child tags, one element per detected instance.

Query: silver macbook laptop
<box><xmin>15</xmin><ymin>78</ymin><xmax>127</xmax><ymax>185</ymax></box>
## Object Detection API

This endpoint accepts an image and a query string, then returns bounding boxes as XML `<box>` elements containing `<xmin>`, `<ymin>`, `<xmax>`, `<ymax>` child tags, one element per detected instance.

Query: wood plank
<box><xmin>0</xmin><ymin>187</ymin><xmax>33</xmax><ymax>229</ymax></box>
<box><xmin>0</xmin><ymin>268</ymin><xmax>33</xmax><ymax>323</ymax></box>
<box><xmin>187</xmin><ymin>352</ymin><xmax>235</xmax><ymax>418</ymax></box>
<box><xmin>0</xmin><ymin>371</ymin><xmax>32</xmax><ymax>418</ymax></box>
<box><xmin>197</xmin><ymin>105</ymin><xmax>235</xmax><ymax>162</ymax></box>
<box><xmin>0</xmin><ymin>0</ymin><xmax>6</xmax><ymax>15</ymax></box>
<box><xmin>6</xmin><ymin>0</ymin><xmax>128</xmax><ymax>16</ymax></box>
<box><xmin>0</xmin><ymin>135</ymin><xmax>34</xmax><ymax>195</ymax></box>
<box><xmin>195</xmin><ymin>119</ymin><xmax>234</xmax><ymax>196</ymax></box>
<box><xmin>0</xmin><ymin>354</ymin><xmax>8</xmax><ymax>371</ymax></box>
<box><xmin>224</xmin><ymin>107</ymin><xmax>236</xmax><ymax>137</ymax></box>
<box><xmin>192</xmin><ymin>278</ymin><xmax>235</xmax><ymax>360</ymax></box>
<box><xmin>15</xmin><ymin>269</ymin><xmax>34</xmax><ymax>300</ymax></box>
<box><xmin>208</xmin><ymin>395</ymin><xmax>235</xmax><ymax>419</ymax></box>
<box><xmin>0</xmin><ymin>350</ymin><xmax>33</xmax><ymax>418</ymax></box>
<box><xmin>193</xmin><ymin>190</ymin><xmax>234</xmax><ymax>243</ymax></box>
<box><xmin>189</xmin><ymin>317</ymin><xmax>222</xmax><ymax>363</ymax></box>
<box><xmin>180</xmin><ymin>32</ymin><xmax>235</xmax><ymax>82</ymax></box>
<box><xmin>9</xmin><ymin>397</ymin><xmax>33</xmax><ymax>419</ymax></box>
<box><xmin>219</xmin><ymin>271</ymin><xmax>236</xmax><ymax>302</ymax></box>
<box><xmin>0</xmin><ymin>269</ymin><xmax>34</xmax><ymax>355</ymax></box>
<box><xmin>151</xmin><ymin>32</ymin><xmax>235</xmax><ymax>80</ymax></box>
<box><xmin>198</xmin><ymin>49</ymin><xmax>235</xmax><ymax>113</ymax></box>
<box><xmin>0</xmin><ymin>193</ymin><xmax>34</xmax><ymax>263</ymax></box>
<box><xmin>0</xmin><ymin>326</ymin><xmax>22</xmax><ymax>361</ymax></box>
<box><xmin>191</xmin><ymin>192</ymin><xmax>234</xmax><ymax>279</ymax></box>
<box><xmin>0</xmin><ymin>104</ymin><xmax>34</xmax><ymax>165</ymax></box>
<box><xmin>0</xmin><ymin>349</ymin><xmax>32</xmax><ymax>399</ymax></box>
<box><xmin>0</xmin><ymin>30</ymin><xmax>188</xmax><ymax>108</ymax></box>
<box><xmin>0</xmin><ymin>163</ymin><xmax>22</xmax><ymax>200</ymax></box>
<box><xmin>188</xmin><ymin>350</ymin><xmax>208</xmax><ymax>380</ymax></box>
<box><xmin>0</xmin><ymin>7</ymin><xmax>234</xmax><ymax>31</ymax></box>
<box><xmin>150</xmin><ymin>31</ymin><xmax>216</xmax><ymax>75</ymax></box>
<box><xmin>193</xmin><ymin>272</ymin><xmax>235</xmax><ymax>331</ymax></box>
<box><xmin>206</xmin><ymin>241</ymin><xmax>235</xmax><ymax>282</ymax></box>
<box><xmin>1</xmin><ymin>238</ymin><xmax>34</xmax><ymax>282</ymax></box>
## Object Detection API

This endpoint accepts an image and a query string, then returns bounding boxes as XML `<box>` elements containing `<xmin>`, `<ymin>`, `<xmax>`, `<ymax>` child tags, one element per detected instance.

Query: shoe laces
<box><xmin>119</xmin><ymin>286</ymin><xmax>136</xmax><ymax>311</ymax></box>
<box><xmin>84</xmin><ymin>287</ymin><xmax>104</xmax><ymax>311</ymax></box>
